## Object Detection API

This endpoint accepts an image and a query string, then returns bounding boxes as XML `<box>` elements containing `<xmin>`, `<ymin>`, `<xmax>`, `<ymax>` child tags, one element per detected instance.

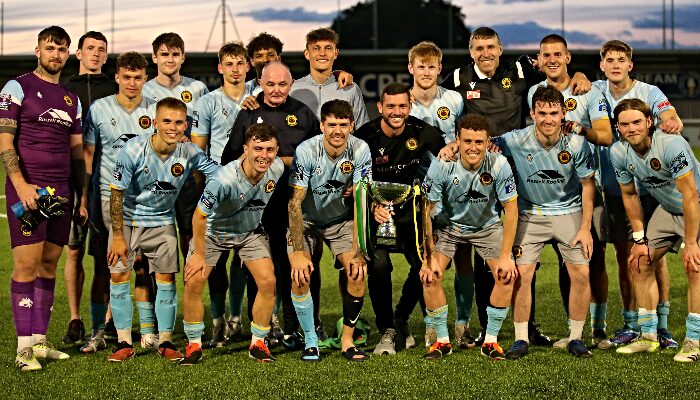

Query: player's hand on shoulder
<box><xmin>562</xmin><ymin>121</ymin><xmax>583</xmax><ymax>136</ymax></box>
<box><xmin>682</xmin><ymin>242</ymin><xmax>700</xmax><ymax>273</ymax></box>
<box><xmin>488</xmin><ymin>142</ymin><xmax>502</xmax><ymax>153</ymax></box>
<box><xmin>184</xmin><ymin>252</ymin><xmax>207</xmax><ymax>282</ymax></box>
<box><xmin>570</xmin><ymin>72</ymin><xmax>591</xmax><ymax>95</ymax></box>
<box><xmin>241</xmin><ymin>95</ymin><xmax>260</xmax><ymax>110</ymax></box>
<box><xmin>438</xmin><ymin>141</ymin><xmax>458</xmax><ymax>161</ymax></box>
<box><xmin>659</xmin><ymin>118</ymin><xmax>683</xmax><ymax>134</ymax></box>
<box><xmin>334</xmin><ymin>70</ymin><xmax>354</xmax><ymax>88</ymax></box>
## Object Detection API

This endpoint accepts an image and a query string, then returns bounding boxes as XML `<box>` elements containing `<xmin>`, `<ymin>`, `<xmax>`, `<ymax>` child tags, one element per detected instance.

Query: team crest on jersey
<box><xmin>501</xmin><ymin>78</ymin><xmax>512</xmax><ymax>89</ymax></box>
<box><xmin>565</xmin><ymin>98</ymin><xmax>577</xmax><ymax>111</ymax></box>
<box><xmin>139</xmin><ymin>115</ymin><xmax>152</xmax><ymax>129</ymax></box>
<box><xmin>558</xmin><ymin>151</ymin><xmax>571</xmax><ymax>164</ymax></box>
<box><xmin>650</xmin><ymin>158</ymin><xmax>661</xmax><ymax>171</ymax></box>
<box><xmin>513</xmin><ymin>245</ymin><xmax>522</xmax><ymax>259</ymax></box>
<box><xmin>265</xmin><ymin>179</ymin><xmax>276</xmax><ymax>193</ymax></box>
<box><xmin>171</xmin><ymin>163</ymin><xmax>185</xmax><ymax>177</ymax></box>
<box><xmin>437</xmin><ymin>106</ymin><xmax>450</xmax><ymax>120</ymax></box>
<box><xmin>181</xmin><ymin>91</ymin><xmax>193</xmax><ymax>103</ymax></box>
<box><xmin>63</xmin><ymin>95</ymin><xmax>73</xmax><ymax>107</ymax></box>
<box><xmin>286</xmin><ymin>115</ymin><xmax>298</xmax><ymax>127</ymax></box>
<box><xmin>480</xmin><ymin>172</ymin><xmax>493</xmax><ymax>186</ymax></box>
<box><xmin>340</xmin><ymin>161</ymin><xmax>354</xmax><ymax>174</ymax></box>
<box><xmin>406</xmin><ymin>138</ymin><xmax>418</xmax><ymax>150</ymax></box>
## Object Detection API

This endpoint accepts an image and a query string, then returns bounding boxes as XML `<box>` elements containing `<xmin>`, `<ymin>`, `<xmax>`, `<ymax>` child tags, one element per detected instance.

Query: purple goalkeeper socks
<box><xmin>32</xmin><ymin>277</ymin><xmax>55</xmax><ymax>335</ymax></box>
<box><xmin>11</xmin><ymin>279</ymin><xmax>34</xmax><ymax>337</ymax></box>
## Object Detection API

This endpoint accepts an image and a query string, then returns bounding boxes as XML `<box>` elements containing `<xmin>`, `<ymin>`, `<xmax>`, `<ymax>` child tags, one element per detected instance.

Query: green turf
<box><xmin>0</xmin><ymin>159</ymin><xmax>699</xmax><ymax>400</ymax></box>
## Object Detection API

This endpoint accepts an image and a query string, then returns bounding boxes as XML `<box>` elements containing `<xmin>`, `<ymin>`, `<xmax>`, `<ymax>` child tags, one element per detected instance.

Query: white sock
<box><xmin>484</xmin><ymin>334</ymin><xmax>498</xmax><ymax>343</ymax></box>
<box><xmin>189</xmin><ymin>337</ymin><xmax>202</xmax><ymax>346</ymax></box>
<box><xmin>17</xmin><ymin>336</ymin><xmax>32</xmax><ymax>352</ymax></box>
<box><xmin>159</xmin><ymin>331</ymin><xmax>173</xmax><ymax>343</ymax></box>
<box><xmin>251</xmin><ymin>334</ymin><xmax>265</xmax><ymax>345</ymax></box>
<box><xmin>437</xmin><ymin>336</ymin><xmax>450</xmax><ymax>344</ymax></box>
<box><xmin>117</xmin><ymin>329</ymin><xmax>132</xmax><ymax>345</ymax></box>
<box><xmin>32</xmin><ymin>333</ymin><xmax>46</xmax><ymax>344</ymax></box>
<box><xmin>569</xmin><ymin>320</ymin><xmax>585</xmax><ymax>340</ymax></box>
<box><xmin>514</xmin><ymin>322</ymin><xmax>529</xmax><ymax>342</ymax></box>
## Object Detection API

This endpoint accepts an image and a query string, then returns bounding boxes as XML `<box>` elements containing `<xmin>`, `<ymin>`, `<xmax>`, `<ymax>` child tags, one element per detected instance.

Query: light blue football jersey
<box><xmin>424</xmin><ymin>152</ymin><xmax>517</xmax><ymax>231</ymax></box>
<box><xmin>289</xmin><ymin>135</ymin><xmax>371</xmax><ymax>228</ymax></box>
<box><xmin>191</xmin><ymin>88</ymin><xmax>246</xmax><ymax>163</ymax></box>
<box><xmin>610</xmin><ymin>132</ymin><xmax>700</xmax><ymax>215</ymax></box>
<box><xmin>142</xmin><ymin>76</ymin><xmax>209</xmax><ymax>135</ymax></box>
<box><xmin>593</xmin><ymin>79</ymin><xmax>675</xmax><ymax>195</ymax></box>
<box><xmin>528</xmin><ymin>80</ymin><xmax>609</xmax><ymax>129</ymax></box>
<box><xmin>198</xmin><ymin>157</ymin><xmax>284</xmax><ymax>239</ymax></box>
<box><xmin>244</xmin><ymin>79</ymin><xmax>262</xmax><ymax>97</ymax></box>
<box><xmin>109</xmin><ymin>134</ymin><xmax>219</xmax><ymax>227</ymax></box>
<box><xmin>83</xmin><ymin>95</ymin><xmax>157</xmax><ymax>197</ymax></box>
<box><xmin>494</xmin><ymin>125</ymin><xmax>595</xmax><ymax>215</ymax></box>
<box><xmin>410</xmin><ymin>86</ymin><xmax>464</xmax><ymax>142</ymax></box>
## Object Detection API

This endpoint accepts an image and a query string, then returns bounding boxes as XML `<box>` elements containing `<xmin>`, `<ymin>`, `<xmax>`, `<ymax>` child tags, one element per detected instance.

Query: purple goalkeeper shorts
<box><xmin>5</xmin><ymin>178</ymin><xmax>73</xmax><ymax>248</ymax></box>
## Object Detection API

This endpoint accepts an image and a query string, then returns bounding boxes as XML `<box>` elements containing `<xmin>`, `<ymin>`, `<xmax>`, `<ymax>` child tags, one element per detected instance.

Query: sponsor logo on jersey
<box><xmin>290</xmin><ymin>164</ymin><xmax>304</xmax><ymax>181</ymax></box>
<box><xmin>63</xmin><ymin>95</ymin><xmax>73</xmax><ymax>107</ymax></box>
<box><xmin>564</xmin><ymin>98</ymin><xmax>577</xmax><ymax>111</ymax></box>
<box><xmin>286</xmin><ymin>115</ymin><xmax>298</xmax><ymax>127</ymax></box>
<box><xmin>437</xmin><ymin>106</ymin><xmax>450</xmax><ymax>120</ymax></box>
<box><xmin>406</xmin><ymin>138</ymin><xmax>418</xmax><ymax>150</ymax></box>
<box><xmin>114</xmin><ymin>134</ymin><xmax>137</xmax><ymax>149</ymax></box>
<box><xmin>422</xmin><ymin>180</ymin><xmax>432</xmax><ymax>194</ymax></box>
<box><xmin>505</xmin><ymin>182</ymin><xmax>516</xmax><ymax>194</ymax></box>
<box><xmin>0</xmin><ymin>93</ymin><xmax>11</xmax><ymax>110</ymax></box>
<box><xmin>113</xmin><ymin>162</ymin><xmax>124</xmax><ymax>181</ymax></box>
<box><xmin>313</xmin><ymin>179</ymin><xmax>345</xmax><ymax>195</ymax></box>
<box><xmin>200</xmin><ymin>190</ymin><xmax>216</xmax><ymax>210</ymax></box>
<box><xmin>243</xmin><ymin>198</ymin><xmax>267</xmax><ymax>212</ymax></box>
<box><xmin>480</xmin><ymin>172</ymin><xmax>493</xmax><ymax>186</ymax></box>
<box><xmin>641</xmin><ymin>175</ymin><xmax>671</xmax><ymax>189</ymax></box>
<box><xmin>501</xmin><ymin>78</ymin><xmax>512</xmax><ymax>89</ymax></box>
<box><xmin>598</xmin><ymin>99</ymin><xmax>608</xmax><ymax>112</ymax></box>
<box><xmin>265</xmin><ymin>179</ymin><xmax>276</xmax><ymax>193</ymax></box>
<box><xmin>513</xmin><ymin>245</ymin><xmax>522</xmax><ymax>259</ymax></box>
<box><xmin>181</xmin><ymin>91</ymin><xmax>193</xmax><ymax>103</ymax></box>
<box><xmin>657</xmin><ymin>99</ymin><xmax>671</xmax><ymax>110</ymax></box>
<box><xmin>139</xmin><ymin>115</ymin><xmax>152</xmax><ymax>129</ymax></box>
<box><xmin>38</xmin><ymin>108</ymin><xmax>73</xmax><ymax>127</ymax></box>
<box><xmin>671</xmin><ymin>152</ymin><xmax>689</xmax><ymax>174</ymax></box>
<box><xmin>340</xmin><ymin>161</ymin><xmax>354</xmax><ymax>174</ymax></box>
<box><xmin>456</xmin><ymin>189</ymin><xmax>488</xmax><ymax>204</ymax></box>
<box><xmin>467</xmin><ymin>90</ymin><xmax>480</xmax><ymax>99</ymax></box>
<box><xmin>145</xmin><ymin>180</ymin><xmax>178</xmax><ymax>194</ymax></box>
<box><xmin>558</xmin><ymin>151</ymin><xmax>572</xmax><ymax>164</ymax></box>
<box><xmin>171</xmin><ymin>163</ymin><xmax>185</xmax><ymax>177</ymax></box>
<box><xmin>650</xmin><ymin>158</ymin><xmax>661</xmax><ymax>171</ymax></box>
<box><xmin>527</xmin><ymin>170</ymin><xmax>565</xmax><ymax>184</ymax></box>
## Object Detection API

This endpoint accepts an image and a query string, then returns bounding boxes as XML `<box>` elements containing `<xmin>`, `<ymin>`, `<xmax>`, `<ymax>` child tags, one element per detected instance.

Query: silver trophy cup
<box><xmin>368</xmin><ymin>181</ymin><xmax>414</xmax><ymax>247</ymax></box>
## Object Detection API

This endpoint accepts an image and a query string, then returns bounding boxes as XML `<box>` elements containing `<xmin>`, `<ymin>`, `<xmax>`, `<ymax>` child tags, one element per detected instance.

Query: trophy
<box><xmin>367</xmin><ymin>181</ymin><xmax>415</xmax><ymax>248</ymax></box>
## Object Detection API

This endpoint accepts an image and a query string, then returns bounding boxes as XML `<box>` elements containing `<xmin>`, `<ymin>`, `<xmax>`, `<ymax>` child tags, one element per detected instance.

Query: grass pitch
<box><xmin>0</xmin><ymin>169</ymin><xmax>699</xmax><ymax>400</ymax></box>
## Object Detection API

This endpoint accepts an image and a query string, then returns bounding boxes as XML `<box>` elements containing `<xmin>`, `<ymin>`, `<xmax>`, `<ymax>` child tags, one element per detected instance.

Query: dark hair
<box><xmin>540</xmin><ymin>34</ymin><xmax>567</xmax><ymax>49</ymax></box>
<box><xmin>247</xmin><ymin>33</ymin><xmax>283</xmax><ymax>59</ymax></box>
<box><xmin>152</xmin><ymin>32</ymin><xmax>185</xmax><ymax>54</ymax></box>
<box><xmin>78</xmin><ymin>31</ymin><xmax>107</xmax><ymax>50</ymax></box>
<box><xmin>116</xmin><ymin>52</ymin><xmax>148</xmax><ymax>71</ymax></box>
<box><xmin>38</xmin><ymin>26</ymin><xmax>71</xmax><ymax>47</ymax></box>
<box><xmin>156</xmin><ymin>97</ymin><xmax>188</xmax><ymax>115</ymax></box>
<box><xmin>457</xmin><ymin>114</ymin><xmax>491</xmax><ymax>137</ymax></box>
<box><xmin>613</xmin><ymin>98</ymin><xmax>655</xmax><ymax>135</ymax></box>
<box><xmin>380</xmin><ymin>82</ymin><xmax>410</xmax><ymax>103</ymax></box>
<box><xmin>218</xmin><ymin>41</ymin><xmax>247</xmax><ymax>63</ymax></box>
<box><xmin>469</xmin><ymin>27</ymin><xmax>501</xmax><ymax>49</ymax></box>
<box><xmin>306</xmin><ymin>28</ymin><xmax>339</xmax><ymax>47</ymax></box>
<box><xmin>321</xmin><ymin>99</ymin><xmax>354</xmax><ymax>122</ymax></box>
<box><xmin>600</xmin><ymin>40</ymin><xmax>632</xmax><ymax>61</ymax></box>
<box><xmin>531</xmin><ymin>85</ymin><xmax>565</xmax><ymax>109</ymax></box>
<box><xmin>246</xmin><ymin>123</ymin><xmax>278</xmax><ymax>144</ymax></box>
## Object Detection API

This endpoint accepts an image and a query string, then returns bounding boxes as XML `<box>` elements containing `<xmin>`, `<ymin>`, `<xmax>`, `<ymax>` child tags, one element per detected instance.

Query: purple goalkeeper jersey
<box><xmin>0</xmin><ymin>72</ymin><xmax>82</xmax><ymax>183</ymax></box>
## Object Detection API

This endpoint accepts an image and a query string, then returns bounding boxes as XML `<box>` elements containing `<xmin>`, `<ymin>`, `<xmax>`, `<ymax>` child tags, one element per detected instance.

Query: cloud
<box><xmin>632</xmin><ymin>5</ymin><xmax>700</xmax><ymax>32</ymax></box>
<box><xmin>492</xmin><ymin>21</ymin><xmax>602</xmax><ymax>45</ymax></box>
<box><xmin>237</xmin><ymin>7</ymin><xmax>336</xmax><ymax>23</ymax></box>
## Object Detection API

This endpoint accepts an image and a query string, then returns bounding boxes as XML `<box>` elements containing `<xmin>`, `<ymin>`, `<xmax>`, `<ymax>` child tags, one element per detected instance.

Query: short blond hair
<box><xmin>408</xmin><ymin>41</ymin><xmax>442</xmax><ymax>65</ymax></box>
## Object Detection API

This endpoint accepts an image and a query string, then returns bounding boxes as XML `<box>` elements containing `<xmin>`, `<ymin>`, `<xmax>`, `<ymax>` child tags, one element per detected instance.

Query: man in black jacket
<box><xmin>62</xmin><ymin>31</ymin><xmax>117</xmax><ymax>345</ymax></box>
<box><xmin>221</xmin><ymin>62</ymin><xmax>321</xmax><ymax>349</ymax></box>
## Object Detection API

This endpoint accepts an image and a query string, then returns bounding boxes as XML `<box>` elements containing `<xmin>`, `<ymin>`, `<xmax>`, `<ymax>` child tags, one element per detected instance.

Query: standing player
<box><xmin>79</xmin><ymin>52</ymin><xmax>157</xmax><ymax>354</ymax></box>
<box><xmin>407</xmin><ymin>41</ymin><xmax>472</xmax><ymax>349</ymax></box>
<box><xmin>494</xmin><ymin>86</ymin><xmax>596</xmax><ymax>359</ymax></box>
<box><xmin>62</xmin><ymin>31</ymin><xmax>117</xmax><ymax>345</ymax></box>
<box><xmin>106</xmin><ymin>98</ymin><xmax>218</xmax><ymax>362</ymax></box>
<box><xmin>181</xmin><ymin>123</ymin><xmax>283</xmax><ymax>364</ymax></box>
<box><xmin>143</xmin><ymin>32</ymin><xmax>209</xmax><ymax>259</ymax></box>
<box><xmin>354</xmin><ymin>83</ymin><xmax>445</xmax><ymax>355</ymax></box>
<box><xmin>191</xmin><ymin>41</ymin><xmax>254</xmax><ymax>347</ymax></box>
<box><xmin>287</xmin><ymin>100</ymin><xmax>371</xmax><ymax>361</ymax></box>
<box><xmin>594</xmin><ymin>40</ymin><xmax>683</xmax><ymax>347</ymax></box>
<box><xmin>527</xmin><ymin>34</ymin><xmax>614</xmax><ymax>350</ymax></box>
<box><xmin>610</xmin><ymin>99</ymin><xmax>700</xmax><ymax>362</ymax></box>
<box><xmin>1</xmin><ymin>26</ymin><xmax>85</xmax><ymax>371</ymax></box>
<box><xmin>420</xmin><ymin>114</ymin><xmax>518</xmax><ymax>360</ymax></box>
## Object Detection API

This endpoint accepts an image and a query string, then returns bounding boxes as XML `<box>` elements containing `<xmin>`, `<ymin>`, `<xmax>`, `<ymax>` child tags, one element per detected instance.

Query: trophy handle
<box><xmin>355</xmin><ymin>179</ymin><xmax>371</xmax><ymax>260</ymax></box>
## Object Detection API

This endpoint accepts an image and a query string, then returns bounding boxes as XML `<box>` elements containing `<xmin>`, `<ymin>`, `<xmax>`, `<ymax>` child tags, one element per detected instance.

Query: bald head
<box><xmin>261</xmin><ymin>62</ymin><xmax>292</xmax><ymax>107</ymax></box>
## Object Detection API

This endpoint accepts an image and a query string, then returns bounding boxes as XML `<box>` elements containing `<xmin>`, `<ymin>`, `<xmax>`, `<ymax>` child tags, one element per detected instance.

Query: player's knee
<box><xmin>110</xmin><ymin>271</ymin><xmax>130</xmax><ymax>283</ymax></box>
<box><xmin>256</xmin><ymin>274</ymin><xmax>276</xmax><ymax>296</ymax></box>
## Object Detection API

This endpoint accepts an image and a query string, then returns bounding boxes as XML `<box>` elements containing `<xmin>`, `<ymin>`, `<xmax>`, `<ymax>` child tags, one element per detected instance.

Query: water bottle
<box><xmin>11</xmin><ymin>186</ymin><xmax>55</xmax><ymax>218</ymax></box>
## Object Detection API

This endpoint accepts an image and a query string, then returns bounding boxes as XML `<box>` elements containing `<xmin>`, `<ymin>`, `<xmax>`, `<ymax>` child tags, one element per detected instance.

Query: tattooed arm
<box><xmin>287</xmin><ymin>186</ymin><xmax>313</xmax><ymax>287</ymax></box>
<box><xmin>0</xmin><ymin>119</ymin><xmax>41</xmax><ymax>210</ymax></box>
<box><xmin>107</xmin><ymin>187</ymin><xmax>128</xmax><ymax>266</ymax></box>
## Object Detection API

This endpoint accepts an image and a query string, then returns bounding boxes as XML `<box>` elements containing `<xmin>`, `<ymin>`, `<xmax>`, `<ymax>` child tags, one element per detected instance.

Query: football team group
<box><xmin>3</xmin><ymin>22</ymin><xmax>699</xmax><ymax>372</ymax></box>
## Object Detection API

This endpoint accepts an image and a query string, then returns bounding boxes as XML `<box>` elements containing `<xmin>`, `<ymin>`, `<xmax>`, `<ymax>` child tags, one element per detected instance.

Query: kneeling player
<box><xmin>107</xmin><ymin>98</ymin><xmax>219</xmax><ymax>362</ymax></box>
<box><xmin>287</xmin><ymin>100</ymin><xmax>370</xmax><ymax>362</ymax></box>
<box><xmin>181</xmin><ymin>123</ymin><xmax>283</xmax><ymax>364</ymax></box>
<box><xmin>610</xmin><ymin>99</ymin><xmax>700</xmax><ymax>362</ymax></box>
<box><xmin>421</xmin><ymin>114</ymin><xmax>518</xmax><ymax>360</ymax></box>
